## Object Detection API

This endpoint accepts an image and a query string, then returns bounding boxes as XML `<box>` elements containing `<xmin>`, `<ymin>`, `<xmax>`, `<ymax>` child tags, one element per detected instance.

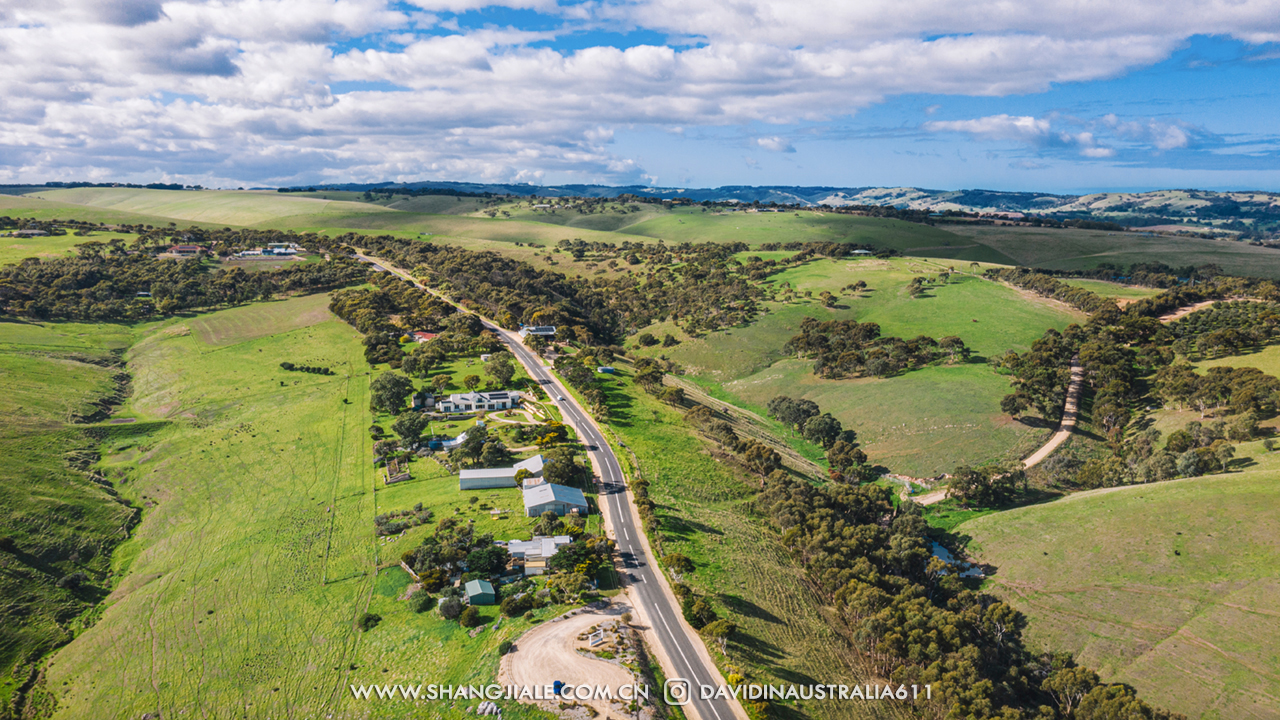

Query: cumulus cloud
<box><xmin>0</xmin><ymin>0</ymin><xmax>1272</xmax><ymax>183</ymax></box>
<box><xmin>755</xmin><ymin>136</ymin><xmax>795</xmax><ymax>152</ymax></box>
<box><xmin>921</xmin><ymin>112</ymin><xmax>1224</xmax><ymax>159</ymax></box>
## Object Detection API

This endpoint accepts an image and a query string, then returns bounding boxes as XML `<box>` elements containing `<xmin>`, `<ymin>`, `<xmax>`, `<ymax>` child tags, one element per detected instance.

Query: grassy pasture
<box><xmin>0</xmin><ymin>194</ymin><xmax>232</xmax><ymax>229</ymax></box>
<box><xmin>38</xmin><ymin>299</ymin><xmax>556</xmax><ymax>720</ymax></box>
<box><xmin>185</xmin><ymin>292</ymin><xmax>335</xmax><ymax>346</ymax></box>
<box><xmin>0</xmin><ymin>322</ymin><xmax>140</xmax><ymax>706</ymax></box>
<box><xmin>25</xmin><ymin>188</ymin><xmax>397</xmax><ymax>227</ymax></box>
<box><xmin>961</xmin><ymin>466</ymin><xmax>1280</xmax><ymax>720</ymax></box>
<box><xmin>724</xmin><ymin>360</ymin><xmax>1046</xmax><ymax>477</ymax></box>
<box><xmin>950</xmin><ymin>224</ymin><xmax>1280</xmax><ymax>279</ymax></box>
<box><xmin>1059</xmin><ymin>278</ymin><xmax>1166</xmax><ymax>302</ymax></box>
<box><xmin>615</xmin><ymin>209</ymin><xmax>1018</xmax><ymax>261</ymax></box>
<box><xmin>634</xmin><ymin>258</ymin><xmax>1080</xmax><ymax>382</ymax></box>
<box><xmin>0</xmin><ymin>231</ymin><xmax>134</xmax><ymax>265</ymax></box>
<box><xmin>629</xmin><ymin>258</ymin><xmax>1077</xmax><ymax>476</ymax></box>
<box><xmin>599</xmin><ymin>369</ymin><xmax>897</xmax><ymax>720</ymax></box>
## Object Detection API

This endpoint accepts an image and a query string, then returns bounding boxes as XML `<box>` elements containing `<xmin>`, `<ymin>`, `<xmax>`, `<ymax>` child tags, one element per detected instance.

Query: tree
<box><xmin>357</xmin><ymin>612</ymin><xmax>382</xmax><ymax>631</ymax></box>
<box><xmin>662</xmin><ymin>553</ymin><xmax>694</xmax><ymax>574</ymax></box>
<box><xmin>480</xmin><ymin>440</ymin><xmax>510</xmax><ymax>468</ymax></box>
<box><xmin>637</xmin><ymin>332</ymin><xmax>659</xmax><ymax>347</ymax></box>
<box><xmin>501</xmin><ymin>594</ymin><xmax>533</xmax><ymax>617</ymax></box>
<box><xmin>766</xmin><ymin>395</ymin><xmax>819</xmax><ymax>430</ymax></box>
<box><xmin>658</xmin><ymin>386</ymin><xmax>685</xmax><ymax>405</ymax></box>
<box><xmin>467</xmin><ymin>545</ymin><xmax>510</xmax><ymax>575</ymax></box>
<box><xmin>533</xmin><ymin>510</ymin><xmax>562</xmax><ymax>536</ymax></box>
<box><xmin>370</xmin><ymin>372</ymin><xmax>415</xmax><ymax>414</ymax></box>
<box><xmin>662</xmin><ymin>333</ymin><xmax>680</xmax><ymax>347</ymax></box>
<box><xmin>463</xmin><ymin>374</ymin><xmax>481</xmax><ymax>390</ymax></box>
<box><xmin>484</xmin><ymin>352</ymin><xmax>516</xmax><ymax>386</ymax></box>
<box><xmin>1042</xmin><ymin>664</ymin><xmax>1100</xmax><ymax>715</ymax></box>
<box><xmin>702</xmin><ymin>619</ymin><xmax>737</xmax><ymax>652</ymax></box>
<box><xmin>392</xmin><ymin>411</ymin><xmax>430</xmax><ymax>444</ymax></box>
<box><xmin>432</xmin><ymin>374</ymin><xmax>451</xmax><ymax>393</ymax></box>
<box><xmin>459</xmin><ymin>606</ymin><xmax>482</xmax><ymax>628</ymax></box>
<box><xmin>439</xmin><ymin>596</ymin><xmax>464</xmax><ymax>620</ymax></box>
<box><xmin>409</xmin><ymin>589</ymin><xmax>436</xmax><ymax>613</ymax></box>
<box><xmin>801</xmin><ymin>413</ymin><xmax>842</xmax><ymax>449</ymax></box>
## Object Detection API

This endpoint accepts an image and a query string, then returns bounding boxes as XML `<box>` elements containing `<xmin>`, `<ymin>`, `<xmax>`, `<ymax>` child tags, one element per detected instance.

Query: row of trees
<box><xmin>764</xmin><ymin>395</ymin><xmax>875</xmax><ymax>482</ymax></box>
<box><xmin>754</xmin><ymin>473</ymin><xmax>1181</xmax><ymax>719</ymax></box>
<box><xmin>786</xmin><ymin>317</ymin><xmax>972</xmax><ymax>379</ymax></box>
<box><xmin>1</xmin><ymin>251</ymin><xmax>366</xmax><ymax>320</ymax></box>
<box><xmin>985</xmin><ymin>267</ymin><xmax>1118</xmax><ymax>315</ymax></box>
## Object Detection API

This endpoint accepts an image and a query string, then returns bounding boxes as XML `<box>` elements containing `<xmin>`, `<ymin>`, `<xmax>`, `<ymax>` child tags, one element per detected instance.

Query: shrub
<box><xmin>620</xmin><ymin>612</ymin><xmax>633</xmax><ymax>624</ymax></box>
<box><xmin>409</xmin><ymin>589</ymin><xmax>436</xmax><ymax>613</ymax></box>
<box><xmin>498</xmin><ymin>640</ymin><xmax>513</xmax><ymax>655</ymax></box>
<box><xmin>439</xmin><ymin>597</ymin><xmax>464</xmax><ymax>620</ymax></box>
<box><xmin>459</xmin><ymin>606</ymin><xmax>482</xmax><ymax>628</ymax></box>
<box><xmin>662</xmin><ymin>553</ymin><xmax>694</xmax><ymax>574</ymax></box>
<box><xmin>56</xmin><ymin>572</ymin><xmax>87</xmax><ymax>590</ymax></box>
<box><xmin>523</xmin><ymin>610</ymin><xmax>535</xmax><ymax>621</ymax></box>
<box><xmin>501</xmin><ymin>593</ymin><xmax>533</xmax><ymax>617</ymax></box>
<box><xmin>419</xmin><ymin>568</ymin><xmax>448</xmax><ymax>592</ymax></box>
<box><xmin>357</xmin><ymin>612</ymin><xmax>382</xmax><ymax>631</ymax></box>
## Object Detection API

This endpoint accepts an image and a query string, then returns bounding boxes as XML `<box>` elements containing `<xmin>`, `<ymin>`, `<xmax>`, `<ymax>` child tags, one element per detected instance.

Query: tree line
<box><xmin>753</xmin><ymin>474</ymin><xmax>1182</xmax><ymax>719</ymax></box>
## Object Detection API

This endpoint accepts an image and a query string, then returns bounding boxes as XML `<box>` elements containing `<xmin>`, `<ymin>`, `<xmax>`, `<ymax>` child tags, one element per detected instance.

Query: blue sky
<box><xmin>2</xmin><ymin>0</ymin><xmax>1280</xmax><ymax>192</ymax></box>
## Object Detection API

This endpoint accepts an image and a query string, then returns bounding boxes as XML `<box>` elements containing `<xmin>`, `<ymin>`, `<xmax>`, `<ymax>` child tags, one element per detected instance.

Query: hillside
<box><xmin>961</xmin><ymin>466</ymin><xmax>1280</xmax><ymax>720</ymax></box>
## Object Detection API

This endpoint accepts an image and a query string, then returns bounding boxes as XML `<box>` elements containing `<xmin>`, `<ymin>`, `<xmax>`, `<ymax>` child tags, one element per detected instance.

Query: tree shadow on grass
<box><xmin>732</xmin><ymin>631</ymin><xmax>786</xmax><ymax>663</ymax></box>
<box><xmin>718</xmin><ymin>593</ymin><xmax>782</xmax><ymax>624</ymax></box>
<box><xmin>659</xmin><ymin>514</ymin><xmax>724</xmax><ymax>540</ymax></box>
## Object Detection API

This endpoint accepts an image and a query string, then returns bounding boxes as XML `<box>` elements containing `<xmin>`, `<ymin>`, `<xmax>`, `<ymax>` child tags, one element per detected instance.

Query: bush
<box><xmin>357</xmin><ymin>612</ymin><xmax>382</xmax><ymax>631</ymax></box>
<box><xmin>498</xmin><ymin>640</ymin><xmax>513</xmax><ymax>655</ymax></box>
<box><xmin>56</xmin><ymin>571</ymin><xmax>87</xmax><ymax>590</ymax></box>
<box><xmin>523</xmin><ymin>610</ymin><xmax>535</xmax><ymax>621</ymax></box>
<box><xmin>419</xmin><ymin>568</ymin><xmax>448</xmax><ymax>592</ymax></box>
<box><xmin>459</xmin><ymin>606</ymin><xmax>482</xmax><ymax>628</ymax></box>
<box><xmin>620</xmin><ymin>612</ymin><xmax>633</xmax><ymax>624</ymax></box>
<box><xmin>501</xmin><ymin>593</ymin><xmax>533</xmax><ymax>617</ymax></box>
<box><xmin>439</xmin><ymin>597</ymin><xmax>465</xmax><ymax>620</ymax></box>
<box><xmin>637</xmin><ymin>332</ymin><xmax>658</xmax><ymax>347</ymax></box>
<box><xmin>409</xmin><ymin>589</ymin><xmax>436</xmax><ymax>613</ymax></box>
<box><xmin>662</xmin><ymin>553</ymin><xmax>694</xmax><ymax>574</ymax></box>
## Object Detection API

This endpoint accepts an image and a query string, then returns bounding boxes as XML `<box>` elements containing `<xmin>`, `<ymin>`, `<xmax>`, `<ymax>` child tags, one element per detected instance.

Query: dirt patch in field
<box><xmin>499</xmin><ymin>600</ymin><xmax>644</xmax><ymax>720</ymax></box>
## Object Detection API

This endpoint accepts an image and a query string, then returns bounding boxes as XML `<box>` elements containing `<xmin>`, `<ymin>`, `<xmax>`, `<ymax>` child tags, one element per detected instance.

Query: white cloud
<box><xmin>0</xmin><ymin>0</ymin><xmax>1270</xmax><ymax>183</ymax></box>
<box><xmin>755</xmin><ymin>136</ymin><xmax>795</xmax><ymax>152</ymax></box>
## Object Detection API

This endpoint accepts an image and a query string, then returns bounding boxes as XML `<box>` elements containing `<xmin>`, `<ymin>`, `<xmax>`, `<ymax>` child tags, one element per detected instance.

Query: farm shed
<box><xmin>459</xmin><ymin>454</ymin><xmax>545</xmax><ymax>490</ymax></box>
<box><xmin>465</xmin><ymin>579</ymin><xmax>496</xmax><ymax>605</ymax></box>
<box><xmin>522</xmin><ymin>483</ymin><xmax>587</xmax><ymax>517</ymax></box>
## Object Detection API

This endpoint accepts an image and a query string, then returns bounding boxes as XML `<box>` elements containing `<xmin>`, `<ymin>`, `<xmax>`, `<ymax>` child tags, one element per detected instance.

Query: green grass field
<box><xmin>961</xmin><ymin>461</ymin><xmax>1280</xmax><ymax>720</ymax></box>
<box><xmin>37</xmin><ymin>297</ymin><xmax>558</xmax><ymax>720</ymax></box>
<box><xmin>0</xmin><ymin>230</ymin><xmax>136</xmax><ymax>265</ymax></box>
<box><xmin>1059</xmin><ymin>278</ymin><xmax>1166</xmax><ymax>302</ymax></box>
<box><xmin>612</xmin><ymin>208</ymin><xmax>1017</xmax><ymax>261</ymax></box>
<box><xmin>25</xmin><ymin>187</ymin><xmax>398</xmax><ymax>227</ymax></box>
<box><xmin>950</xmin><ymin>224</ymin><xmax>1280</xmax><ymax>279</ymax></box>
<box><xmin>0</xmin><ymin>321</ymin><xmax>141</xmax><ymax>707</ymax></box>
<box><xmin>630</xmin><ymin>258</ymin><xmax>1077</xmax><ymax>476</ymax></box>
<box><xmin>599</xmin><ymin>369</ymin><xmax>900</xmax><ymax>720</ymax></box>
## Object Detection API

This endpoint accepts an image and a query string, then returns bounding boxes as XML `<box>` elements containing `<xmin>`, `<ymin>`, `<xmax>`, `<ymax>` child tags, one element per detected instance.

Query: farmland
<box><xmin>0</xmin><ymin>321</ymin><xmax>138</xmax><ymax>707</ymax></box>
<box><xmin>597</xmin><ymin>367</ymin><xmax>903</xmax><ymax>720</ymax></box>
<box><xmin>31</xmin><ymin>297</ymin><xmax>558</xmax><ymax>720</ymax></box>
<box><xmin>632</xmin><ymin>257</ymin><xmax>1081</xmax><ymax>476</ymax></box>
<box><xmin>961</xmin><ymin>462</ymin><xmax>1280</xmax><ymax>720</ymax></box>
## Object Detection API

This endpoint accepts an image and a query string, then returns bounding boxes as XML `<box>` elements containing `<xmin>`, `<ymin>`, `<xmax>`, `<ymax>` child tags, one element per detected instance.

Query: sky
<box><xmin>3</xmin><ymin>0</ymin><xmax>1280</xmax><ymax>193</ymax></box>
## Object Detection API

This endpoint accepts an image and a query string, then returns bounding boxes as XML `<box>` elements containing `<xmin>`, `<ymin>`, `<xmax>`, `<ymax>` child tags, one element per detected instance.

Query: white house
<box><xmin>458</xmin><ymin>454</ymin><xmax>545</xmax><ymax>490</ymax></box>
<box><xmin>504</xmin><ymin>535</ymin><xmax>572</xmax><ymax>576</ymax></box>
<box><xmin>436</xmin><ymin>390</ymin><xmax>518</xmax><ymax>414</ymax></box>
<box><xmin>518</xmin><ymin>326</ymin><xmax>556</xmax><ymax>339</ymax></box>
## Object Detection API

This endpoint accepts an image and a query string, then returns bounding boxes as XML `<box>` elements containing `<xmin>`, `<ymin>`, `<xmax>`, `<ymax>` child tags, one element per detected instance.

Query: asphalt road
<box><xmin>356</xmin><ymin>253</ymin><xmax>739</xmax><ymax>720</ymax></box>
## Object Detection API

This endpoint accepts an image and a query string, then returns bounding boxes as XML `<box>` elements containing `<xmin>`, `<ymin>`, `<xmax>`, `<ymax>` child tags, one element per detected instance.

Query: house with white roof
<box><xmin>504</xmin><ymin>534</ymin><xmax>573</xmax><ymax>576</ymax></box>
<box><xmin>459</xmin><ymin>454</ymin><xmax>545</xmax><ymax>490</ymax></box>
<box><xmin>436</xmin><ymin>390</ymin><xmax>518</xmax><ymax>414</ymax></box>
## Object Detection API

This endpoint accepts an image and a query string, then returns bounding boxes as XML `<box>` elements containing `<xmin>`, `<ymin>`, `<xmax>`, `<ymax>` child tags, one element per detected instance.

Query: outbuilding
<box><xmin>464</xmin><ymin>579</ymin><xmax>496</xmax><ymax>605</ymax></box>
<box><xmin>459</xmin><ymin>455</ymin><xmax>545</xmax><ymax>490</ymax></box>
<box><xmin>522</xmin><ymin>483</ymin><xmax>588</xmax><ymax>517</ymax></box>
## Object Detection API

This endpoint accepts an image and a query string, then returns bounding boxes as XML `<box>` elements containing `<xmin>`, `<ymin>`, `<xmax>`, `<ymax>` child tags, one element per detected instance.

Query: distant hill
<box><xmin>278</xmin><ymin>181</ymin><xmax>1279</xmax><ymax>236</ymax></box>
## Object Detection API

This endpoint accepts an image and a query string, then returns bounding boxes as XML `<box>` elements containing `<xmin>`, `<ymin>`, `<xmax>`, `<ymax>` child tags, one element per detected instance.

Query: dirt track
<box><xmin>499</xmin><ymin>601</ymin><xmax>636</xmax><ymax>719</ymax></box>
